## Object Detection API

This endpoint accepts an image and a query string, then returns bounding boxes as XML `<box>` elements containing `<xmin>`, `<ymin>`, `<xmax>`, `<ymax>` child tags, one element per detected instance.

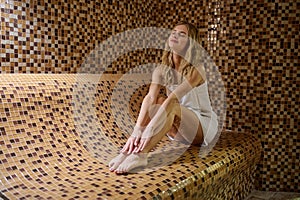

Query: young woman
<box><xmin>109</xmin><ymin>21</ymin><xmax>218</xmax><ymax>174</ymax></box>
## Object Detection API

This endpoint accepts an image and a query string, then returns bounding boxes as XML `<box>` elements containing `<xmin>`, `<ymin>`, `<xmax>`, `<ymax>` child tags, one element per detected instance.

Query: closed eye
<box><xmin>171</xmin><ymin>30</ymin><xmax>187</xmax><ymax>38</ymax></box>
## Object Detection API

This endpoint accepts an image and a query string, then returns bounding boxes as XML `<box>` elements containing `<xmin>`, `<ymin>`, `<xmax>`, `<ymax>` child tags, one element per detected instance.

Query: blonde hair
<box><xmin>161</xmin><ymin>21</ymin><xmax>202</xmax><ymax>85</ymax></box>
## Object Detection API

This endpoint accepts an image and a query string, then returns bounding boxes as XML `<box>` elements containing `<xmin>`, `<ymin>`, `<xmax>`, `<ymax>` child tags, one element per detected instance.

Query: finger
<box><xmin>128</xmin><ymin>141</ymin><xmax>134</xmax><ymax>154</ymax></box>
<box><xmin>121</xmin><ymin>143</ymin><xmax>129</xmax><ymax>153</ymax></box>
<box><xmin>121</xmin><ymin>137</ymin><xmax>134</xmax><ymax>153</ymax></box>
<box><xmin>134</xmin><ymin>136</ymin><xmax>140</xmax><ymax>146</ymax></box>
<box><xmin>134</xmin><ymin>139</ymin><xmax>145</xmax><ymax>153</ymax></box>
<box><xmin>140</xmin><ymin>138</ymin><xmax>150</xmax><ymax>151</ymax></box>
<box><xmin>133</xmin><ymin>146</ymin><xmax>139</xmax><ymax>153</ymax></box>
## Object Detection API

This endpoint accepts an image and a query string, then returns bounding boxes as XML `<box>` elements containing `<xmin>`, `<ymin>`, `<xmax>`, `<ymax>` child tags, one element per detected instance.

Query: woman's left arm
<box><xmin>136</xmin><ymin>66</ymin><xmax>206</xmax><ymax>152</ymax></box>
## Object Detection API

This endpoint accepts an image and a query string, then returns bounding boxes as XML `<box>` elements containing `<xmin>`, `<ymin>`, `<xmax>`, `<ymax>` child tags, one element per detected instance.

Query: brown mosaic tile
<box><xmin>0</xmin><ymin>1</ymin><xmax>157</xmax><ymax>74</ymax></box>
<box><xmin>0</xmin><ymin>0</ymin><xmax>299</xmax><ymax>194</ymax></box>
<box><xmin>153</xmin><ymin>0</ymin><xmax>299</xmax><ymax>193</ymax></box>
<box><xmin>0</xmin><ymin>74</ymin><xmax>261</xmax><ymax>199</ymax></box>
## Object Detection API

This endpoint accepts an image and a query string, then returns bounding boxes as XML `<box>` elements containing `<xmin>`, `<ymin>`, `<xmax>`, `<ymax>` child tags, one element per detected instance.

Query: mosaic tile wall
<box><xmin>0</xmin><ymin>0</ymin><xmax>299</xmax><ymax>193</ymax></box>
<box><xmin>0</xmin><ymin>0</ymin><xmax>157</xmax><ymax>73</ymax></box>
<box><xmin>154</xmin><ymin>0</ymin><xmax>299</xmax><ymax>192</ymax></box>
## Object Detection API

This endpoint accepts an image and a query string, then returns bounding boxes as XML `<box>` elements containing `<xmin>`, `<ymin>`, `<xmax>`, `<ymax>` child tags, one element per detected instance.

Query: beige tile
<box><xmin>246</xmin><ymin>190</ymin><xmax>300</xmax><ymax>200</ymax></box>
<box><xmin>270</xmin><ymin>192</ymin><xmax>300</xmax><ymax>200</ymax></box>
<box><xmin>249</xmin><ymin>190</ymin><xmax>276</xmax><ymax>199</ymax></box>
<box><xmin>245</xmin><ymin>196</ymin><xmax>266</xmax><ymax>200</ymax></box>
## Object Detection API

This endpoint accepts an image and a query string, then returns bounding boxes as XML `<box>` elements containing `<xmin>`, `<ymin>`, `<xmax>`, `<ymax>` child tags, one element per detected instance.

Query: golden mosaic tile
<box><xmin>0</xmin><ymin>74</ymin><xmax>261</xmax><ymax>199</ymax></box>
<box><xmin>0</xmin><ymin>0</ymin><xmax>299</xmax><ymax>194</ymax></box>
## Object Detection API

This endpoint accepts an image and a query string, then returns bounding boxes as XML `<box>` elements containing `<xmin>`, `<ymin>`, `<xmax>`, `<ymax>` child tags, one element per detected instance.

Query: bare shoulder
<box><xmin>189</xmin><ymin>64</ymin><xmax>206</xmax><ymax>87</ymax></box>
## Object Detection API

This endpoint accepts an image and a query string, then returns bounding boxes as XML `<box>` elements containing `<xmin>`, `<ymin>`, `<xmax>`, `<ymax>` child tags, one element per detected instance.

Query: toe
<box><xmin>110</xmin><ymin>162</ymin><xmax>120</xmax><ymax>172</ymax></box>
<box><xmin>109</xmin><ymin>166</ymin><xmax>115</xmax><ymax>172</ymax></box>
<box><xmin>108</xmin><ymin>161</ymin><xmax>114</xmax><ymax>168</ymax></box>
<box><xmin>115</xmin><ymin>166</ymin><xmax>124</xmax><ymax>175</ymax></box>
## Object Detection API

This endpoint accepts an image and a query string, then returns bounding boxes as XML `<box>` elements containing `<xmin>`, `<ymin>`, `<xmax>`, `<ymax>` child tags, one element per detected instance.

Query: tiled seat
<box><xmin>0</xmin><ymin>74</ymin><xmax>261</xmax><ymax>200</ymax></box>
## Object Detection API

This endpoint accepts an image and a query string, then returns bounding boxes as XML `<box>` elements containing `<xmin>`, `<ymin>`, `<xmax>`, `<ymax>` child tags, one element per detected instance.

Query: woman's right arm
<box><xmin>121</xmin><ymin>66</ymin><xmax>163</xmax><ymax>154</ymax></box>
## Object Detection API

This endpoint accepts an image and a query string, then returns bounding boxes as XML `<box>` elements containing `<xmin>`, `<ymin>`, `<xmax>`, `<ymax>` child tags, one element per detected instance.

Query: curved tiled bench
<box><xmin>0</xmin><ymin>74</ymin><xmax>261</xmax><ymax>200</ymax></box>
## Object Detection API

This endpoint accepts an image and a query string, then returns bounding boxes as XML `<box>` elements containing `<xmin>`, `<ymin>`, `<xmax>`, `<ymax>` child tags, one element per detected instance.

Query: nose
<box><xmin>171</xmin><ymin>31</ymin><xmax>179</xmax><ymax>39</ymax></box>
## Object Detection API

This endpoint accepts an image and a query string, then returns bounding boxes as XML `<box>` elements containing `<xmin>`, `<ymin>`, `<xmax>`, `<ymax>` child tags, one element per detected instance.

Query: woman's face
<box><xmin>168</xmin><ymin>24</ymin><xmax>189</xmax><ymax>54</ymax></box>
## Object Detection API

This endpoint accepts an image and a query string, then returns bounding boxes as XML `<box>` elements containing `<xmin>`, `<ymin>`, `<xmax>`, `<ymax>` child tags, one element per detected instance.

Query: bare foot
<box><xmin>108</xmin><ymin>153</ymin><xmax>128</xmax><ymax>172</ymax></box>
<box><xmin>115</xmin><ymin>153</ymin><xmax>148</xmax><ymax>174</ymax></box>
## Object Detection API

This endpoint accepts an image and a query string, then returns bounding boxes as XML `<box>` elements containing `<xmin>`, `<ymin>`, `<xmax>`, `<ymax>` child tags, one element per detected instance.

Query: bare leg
<box><xmin>114</xmin><ymin>100</ymin><xmax>204</xmax><ymax>174</ymax></box>
<box><xmin>108</xmin><ymin>97</ymin><xmax>165</xmax><ymax>172</ymax></box>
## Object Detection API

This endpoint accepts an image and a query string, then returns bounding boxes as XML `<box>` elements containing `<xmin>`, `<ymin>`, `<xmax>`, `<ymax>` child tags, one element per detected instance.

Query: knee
<box><xmin>147</xmin><ymin>97</ymin><xmax>165</xmax><ymax>117</ymax></box>
<box><xmin>156</xmin><ymin>97</ymin><xmax>180</xmax><ymax>115</ymax></box>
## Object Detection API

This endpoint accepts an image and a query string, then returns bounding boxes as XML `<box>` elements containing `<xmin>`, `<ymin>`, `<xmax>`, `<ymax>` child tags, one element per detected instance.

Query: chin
<box><xmin>169</xmin><ymin>46</ymin><xmax>181</xmax><ymax>54</ymax></box>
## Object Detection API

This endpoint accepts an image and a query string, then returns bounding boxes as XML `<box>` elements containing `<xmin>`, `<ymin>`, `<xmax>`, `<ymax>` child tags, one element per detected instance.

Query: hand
<box><xmin>120</xmin><ymin>136</ymin><xmax>137</xmax><ymax>154</ymax></box>
<box><xmin>121</xmin><ymin>126</ymin><xmax>143</xmax><ymax>154</ymax></box>
<box><xmin>133</xmin><ymin>137</ymin><xmax>151</xmax><ymax>153</ymax></box>
<box><xmin>133</xmin><ymin>126</ymin><xmax>154</xmax><ymax>153</ymax></box>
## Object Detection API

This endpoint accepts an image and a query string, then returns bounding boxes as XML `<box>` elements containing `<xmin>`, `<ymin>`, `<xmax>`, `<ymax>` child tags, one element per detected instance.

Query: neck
<box><xmin>172</xmin><ymin>53</ymin><xmax>182</xmax><ymax>70</ymax></box>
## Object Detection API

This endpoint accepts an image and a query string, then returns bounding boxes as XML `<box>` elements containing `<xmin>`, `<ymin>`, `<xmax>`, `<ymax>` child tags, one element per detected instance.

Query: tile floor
<box><xmin>1</xmin><ymin>190</ymin><xmax>300</xmax><ymax>200</ymax></box>
<box><xmin>245</xmin><ymin>190</ymin><xmax>300</xmax><ymax>200</ymax></box>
